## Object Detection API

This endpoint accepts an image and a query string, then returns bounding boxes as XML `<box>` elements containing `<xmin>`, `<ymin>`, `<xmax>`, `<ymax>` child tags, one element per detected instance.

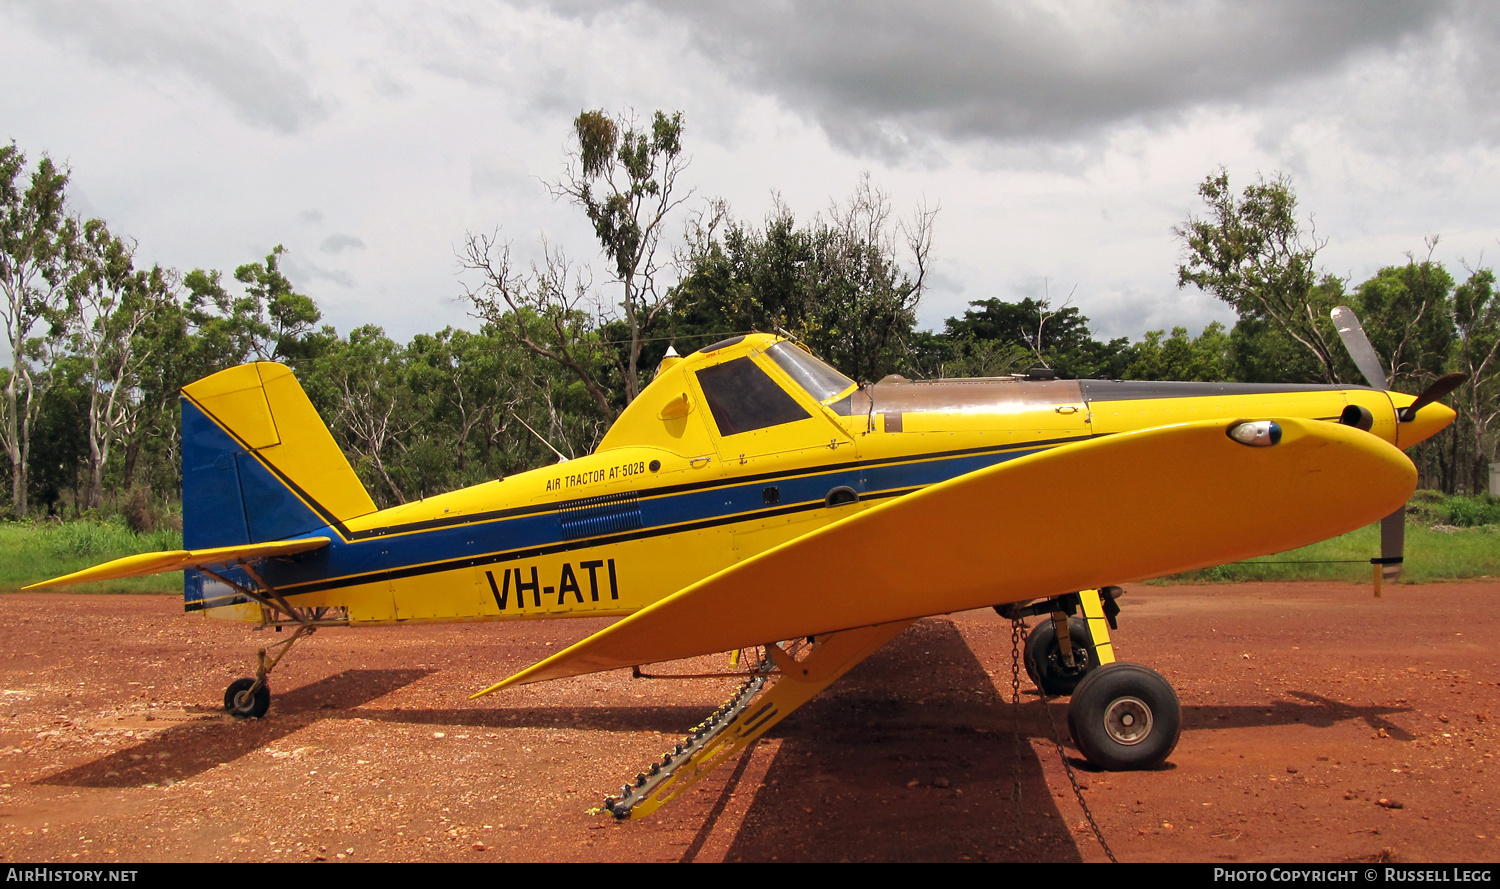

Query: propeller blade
<box><xmin>1397</xmin><ymin>372</ymin><xmax>1469</xmax><ymax>422</ymax></box>
<box><xmin>1376</xmin><ymin>507</ymin><xmax>1405</xmax><ymax>583</ymax></box>
<box><xmin>1331</xmin><ymin>306</ymin><xmax>1388</xmax><ymax>390</ymax></box>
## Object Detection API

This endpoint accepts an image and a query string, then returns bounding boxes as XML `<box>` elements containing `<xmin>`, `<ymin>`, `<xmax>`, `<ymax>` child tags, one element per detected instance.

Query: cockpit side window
<box><xmin>696</xmin><ymin>357</ymin><xmax>811</xmax><ymax>436</ymax></box>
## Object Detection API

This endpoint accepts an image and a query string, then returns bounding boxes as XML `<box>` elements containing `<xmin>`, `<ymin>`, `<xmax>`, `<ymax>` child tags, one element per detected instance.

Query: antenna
<box><xmin>511</xmin><ymin>412</ymin><xmax>569</xmax><ymax>463</ymax></box>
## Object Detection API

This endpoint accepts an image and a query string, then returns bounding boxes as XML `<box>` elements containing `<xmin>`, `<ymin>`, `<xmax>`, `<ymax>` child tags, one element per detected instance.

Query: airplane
<box><xmin>28</xmin><ymin>308</ymin><xmax>1463</xmax><ymax>819</ymax></box>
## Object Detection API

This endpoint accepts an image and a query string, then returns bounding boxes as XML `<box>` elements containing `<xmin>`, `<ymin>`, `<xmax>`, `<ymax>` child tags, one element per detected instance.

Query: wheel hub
<box><xmin>1050</xmin><ymin>647</ymin><xmax>1091</xmax><ymax>676</ymax></box>
<box><xmin>1102</xmin><ymin>696</ymin><xmax>1153</xmax><ymax>745</ymax></box>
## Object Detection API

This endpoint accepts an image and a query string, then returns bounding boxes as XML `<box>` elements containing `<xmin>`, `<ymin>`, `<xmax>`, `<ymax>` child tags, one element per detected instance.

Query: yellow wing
<box><xmin>23</xmin><ymin>537</ymin><xmax>331</xmax><ymax>590</ymax></box>
<box><xmin>476</xmin><ymin>417</ymin><xmax>1414</xmax><ymax>695</ymax></box>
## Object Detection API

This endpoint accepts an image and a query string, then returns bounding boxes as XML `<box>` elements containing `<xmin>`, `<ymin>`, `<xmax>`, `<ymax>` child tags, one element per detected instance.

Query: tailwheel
<box><xmin>1024</xmin><ymin>616</ymin><xmax>1096</xmax><ymax>696</ymax></box>
<box><xmin>1067</xmin><ymin>662</ymin><xmax>1181</xmax><ymax>770</ymax></box>
<box><xmin>221</xmin><ymin>621</ymin><xmax>318</xmax><ymax>720</ymax></box>
<box><xmin>224</xmin><ymin>677</ymin><xmax>271</xmax><ymax>719</ymax></box>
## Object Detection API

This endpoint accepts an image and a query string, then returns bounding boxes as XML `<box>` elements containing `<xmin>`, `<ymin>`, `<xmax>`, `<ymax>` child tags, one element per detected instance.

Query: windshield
<box><xmin>766</xmin><ymin>342</ymin><xmax>856</xmax><ymax>404</ymax></box>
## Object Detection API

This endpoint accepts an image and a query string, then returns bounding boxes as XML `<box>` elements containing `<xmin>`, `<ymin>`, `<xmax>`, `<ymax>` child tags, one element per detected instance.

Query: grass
<box><xmin>1155</xmin><ymin>520</ymin><xmax>1500</xmax><ymax>584</ymax></box>
<box><xmin>0</xmin><ymin>519</ymin><xmax>183</xmax><ymax>594</ymax></box>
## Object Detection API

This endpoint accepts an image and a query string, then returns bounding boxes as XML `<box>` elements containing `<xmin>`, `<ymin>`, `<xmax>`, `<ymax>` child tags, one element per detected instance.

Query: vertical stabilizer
<box><xmin>181</xmin><ymin>363</ymin><xmax>375</xmax><ymax>549</ymax></box>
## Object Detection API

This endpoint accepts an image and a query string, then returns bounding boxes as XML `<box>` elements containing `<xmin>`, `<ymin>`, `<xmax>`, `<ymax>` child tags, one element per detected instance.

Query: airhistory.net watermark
<box><xmin>5</xmin><ymin>870</ymin><xmax>137</xmax><ymax>883</ymax></box>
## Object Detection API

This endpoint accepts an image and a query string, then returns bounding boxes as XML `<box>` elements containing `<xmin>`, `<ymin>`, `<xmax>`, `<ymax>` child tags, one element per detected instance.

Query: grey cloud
<box><xmin>924</xmin><ymin>268</ymin><xmax>966</xmax><ymax>297</ymax></box>
<box><xmin>1081</xmin><ymin>286</ymin><xmax>1238</xmax><ymax>343</ymax></box>
<box><xmin>637</xmin><ymin>1</ymin><xmax>1451</xmax><ymax>157</ymax></box>
<box><xmin>300</xmin><ymin>208</ymin><xmax>325</xmax><ymax>223</ymax></box>
<box><xmin>320</xmin><ymin>233</ymin><xmax>366</xmax><ymax>254</ymax></box>
<box><xmin>281</xmin><ymin>253</ymin><xmax>355</xmax><ymax>289</ymax></box>
<box><xmin>470</xmin><ymin>155</ymin><xmax>539</xmax><ymax>198</ymax></box>
<box><xmin>6</xmin><ymin>0</ymin><xmax>329</xmax><ymax>134</ymax></box>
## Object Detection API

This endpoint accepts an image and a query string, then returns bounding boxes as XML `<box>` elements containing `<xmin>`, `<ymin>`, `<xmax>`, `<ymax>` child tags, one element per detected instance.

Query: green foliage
<box><xmin>1352</xmin><ymin>257</ymin><xmax>1455</xmax><ymax>389</ymax></box>
<box><xmin>1155</xmin><ymin>520</ymin><xmax>1500</xmax><ymax>584</ymax></box>
<box><xmin>26</xmin><ymin>356</ymin><xmax>87</xmax><ymax>516</ymax></box>
<box><xmin>1124</xmin><ymin>323</ymin><xmax>1233</xmax><ymax>382</ymax></box>
<box><xmin>1225</xmin><ymin>315</ymin><xmax>1326</xmax><ymax>383</ymax></box>
<box><xmin>185</xmin><ymin>246</ymin><xmax>327</xmax><ymax>371</ymax></box>
<box><xmin>1407</xmin><ymin>490</ymin><xmax>1500</xmax><ymax>528</ymax></box>
<box><xmin>886</xmin><ymin>296</ymin><xmax>1129</xmax><ymax>381</ymax></box>
<box><xmin>0</xmin><ymin>518</ymin><xmax>182</xmax><ymax>593</ymax></box>
<box><xmin>668</xmin><ymin>179</ymin><xmax>935</xmax><ymax>383</ymax></box>
<box><xmin>1176</xmin><ymin>170</ymin><xmax>1347</xmax><ymax>382</ymax></box>
<box><xmin>1441</xmin><ymin>496</ymin><xmax>1500</xmax><ymax>527</ymax></box>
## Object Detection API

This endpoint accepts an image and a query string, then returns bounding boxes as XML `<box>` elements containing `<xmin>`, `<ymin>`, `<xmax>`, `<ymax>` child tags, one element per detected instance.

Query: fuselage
<box><xmin>189</xmin><ymin>334</ymin><xmax>1452</xmax><ymax>625</ymax></box>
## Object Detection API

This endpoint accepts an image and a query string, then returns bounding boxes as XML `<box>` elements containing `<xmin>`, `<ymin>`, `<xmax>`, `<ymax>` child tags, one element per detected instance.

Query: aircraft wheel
<box><xmin>1067</xmin><ymin>663</ymin><xmax>1180</xmax><ymax>771</ymax></box>
<box><xmin>224</xmin><ymin>678</ymin><xmax>271</xmax><ymax>719</ymax></box>
<box><xmin>1024</xmin><ymin>617</ymin><xmax>1096</xmax><ymax>696</ymax></box>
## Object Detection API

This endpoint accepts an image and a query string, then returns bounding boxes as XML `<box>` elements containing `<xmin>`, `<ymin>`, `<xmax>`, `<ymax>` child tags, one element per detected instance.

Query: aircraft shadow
<box><xmin>354</xmin><ymin>704</ymin><xmax>728</xmax><ymax>733</ymax></box>
<box><xmin>1183</xmin><ymin>690</ymin><xmax>1414</xmax><ymax>741</ymax></box>
<box><xmin>703</xmin><ymin>619</ymin><xmax>1088</xmax><ymax>863</ymax></box>
<box><xmin>39</xmin><ymin>669</ymin><xmax>435</xmax><ymax>789</ymax></box>
<box><xmin>693</xmin><ymin>623</ymin><xmax>1418</xmax><ymax>861</ymax></box>
<box><xmin>39</xmin><ymin>667</ymin><xmax>732</xmax><ymax>791</ymax></box>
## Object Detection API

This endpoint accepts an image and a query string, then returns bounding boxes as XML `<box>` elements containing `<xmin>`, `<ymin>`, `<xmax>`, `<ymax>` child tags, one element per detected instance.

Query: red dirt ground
<box><xmin>1</xmin><ymin>581</ymin><xmax>1496</xmax><ymax>863</ymax></box>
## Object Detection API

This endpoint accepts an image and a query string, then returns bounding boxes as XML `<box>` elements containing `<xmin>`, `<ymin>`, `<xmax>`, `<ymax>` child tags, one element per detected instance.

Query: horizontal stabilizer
<box><xmin>24</xmin><ymin>537</ymin><xmax>330</xmax><ymax>590</ymax></box>
<box><xmin>477</xmin><ymin>417</ymin><xmax>1415</xmax><ymax>695</ymax></box>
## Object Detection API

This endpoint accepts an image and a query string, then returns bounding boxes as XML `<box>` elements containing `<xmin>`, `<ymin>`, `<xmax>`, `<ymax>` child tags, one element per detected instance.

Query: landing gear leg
<box><xmin>223</xmin><ymin>622</ymin><xmax>317</xmax><ymax>719</ymax></box>
<box><xmin>999</xmin><ymin>587</ymin><xmax>1122</xmax><ymax>696</ymax></box>
<box><xmin>1024</xmin><ymin>615</ymin><xmax>1095</xmax><ymax>695</ymax></box>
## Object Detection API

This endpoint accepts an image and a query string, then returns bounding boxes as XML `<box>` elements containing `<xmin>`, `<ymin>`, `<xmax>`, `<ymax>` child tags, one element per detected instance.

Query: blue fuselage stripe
<box><xmin>202</xmin><ymin>442</ymin><xmax>1054</xmax><ymax>604</ymax></box>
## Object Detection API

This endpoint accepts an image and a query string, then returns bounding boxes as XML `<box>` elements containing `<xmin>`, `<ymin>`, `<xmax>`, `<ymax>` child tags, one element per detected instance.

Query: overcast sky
<box><xmin>4</xmin><ymin>1</ymin><xmax>1498</xmax><ymax>346</ymax></box>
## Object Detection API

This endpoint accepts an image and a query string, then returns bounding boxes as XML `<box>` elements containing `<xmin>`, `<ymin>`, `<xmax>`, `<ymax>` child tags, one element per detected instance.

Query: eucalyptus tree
<box><xmin>183</xmin><ymin>245</ymin><xmax>326</xmax><ymax>373</ymax></box>
<box><xmin>459</xmin><ymin>234</ymin><xmax>617</xmax><ymax>419</ymax></box>
<box><xmin>1352</xmin><ymin>253</ymin><xmax>1456</xmax><ymax>391</ymax></box>
<box><xmin>1176</xmin><ymin>169</ymin><xmax>1347</xmax><ymax>384</ymax></box>
<box><xmin>66</xmin><ymin>219</ymin><xmax>180</xmax><ymax>509</ymax></box>
<box><xmin>555</xmin><ymin>109</ymin><xmax>689</xmax><ymax>402</ymax></box>
<box><xmin>0</xmin><ymin>144</ymin><xmax>78</xmax><ymax>516</ymax></box>
<box><xmin>669</xmin><ymin>179</ymin><xmax>935</xmax><ymax>383</ymax></box>
<box><xmin>310</xmin><ymin>324</ymin><xmax>413</xmax><ymax>507</ymax></box>
<box><xmin>1450</xmin><ymin>267</ymin><xmax>1500</xmax><ymax>494</ymax></box>
<box><xmin>1123</xmin><ymin>323</ymin><xmax>1233</xmax><ymax>382</ymax></box>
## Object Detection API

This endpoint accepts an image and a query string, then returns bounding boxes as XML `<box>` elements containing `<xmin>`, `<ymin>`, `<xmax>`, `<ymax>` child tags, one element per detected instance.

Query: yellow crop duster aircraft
<box><xmin>30</xmin><ymin>309</ymin><xmax>1462</xmax><ymax>819</ymax></box>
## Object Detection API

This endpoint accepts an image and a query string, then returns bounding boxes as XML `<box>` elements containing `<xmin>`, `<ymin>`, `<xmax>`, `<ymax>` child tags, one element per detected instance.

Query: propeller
<box><xmin>1330</xmin><ymin>306</ymin><xmax>1388</xmax><ymax>390</ymax></box>
<box><xmin>1397</xmin><ymin>372</ymin><xmax>1468</xmax><ymax>422</ymax></box>
<box><xmin>1329</xmin><ymin>307</ymin><xmax>1468</xmax><ymax>583</ymax></box>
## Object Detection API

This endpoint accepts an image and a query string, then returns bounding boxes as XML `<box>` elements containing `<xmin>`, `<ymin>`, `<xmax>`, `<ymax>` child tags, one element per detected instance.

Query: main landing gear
<box><xmin>997</xmin><ymin>587</ymin><xmax>1182</xmax><ymax>770</ymax></box>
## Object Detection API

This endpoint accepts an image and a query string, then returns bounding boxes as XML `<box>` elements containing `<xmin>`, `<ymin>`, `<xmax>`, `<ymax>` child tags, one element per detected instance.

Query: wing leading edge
<box><xmin>476</xmin><ymin>416</ymin><xmax>1415</xmax><ymax>695</ymax></box>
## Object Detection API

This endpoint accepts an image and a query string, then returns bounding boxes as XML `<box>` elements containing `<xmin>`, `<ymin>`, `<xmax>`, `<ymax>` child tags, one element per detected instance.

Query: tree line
<box><xmin>2</xmin><ymin>120</ymin><xmax>1496</xmax><ymax>524</ymax></box>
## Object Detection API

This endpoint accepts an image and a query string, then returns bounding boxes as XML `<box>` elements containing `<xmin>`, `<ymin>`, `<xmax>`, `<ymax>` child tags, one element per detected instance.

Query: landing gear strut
<box><xmin>200</xmin><ymin>563</ymin><xmax>341</xmax><ymax>720</ymax></box>
<box><xmin>1024</xmin><ymin>617</ymin><xmax>1096</xmax><ymax>696</ymax></box>
<box><xmin>998</xmin><ymin>587</ymin><xmax>1123</xmax><ymax>696</ymax></box>
<box><xmin>1001</xmin><ymin>587</ymin><xmax>1183</xmax><ymax>771</ymax></box>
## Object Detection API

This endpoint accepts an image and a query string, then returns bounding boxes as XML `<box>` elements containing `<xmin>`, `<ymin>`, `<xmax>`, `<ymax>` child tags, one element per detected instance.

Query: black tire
<box><xmin>1024</xmin><ymin>617</ymin><xmax>1096</xmax><ymax>696</ymax></box>
<box><xmin>1067</xmin><ymin>663</ymin><xmax>1180</xmax><ymax>771</ymax></box>
<box><xmin>224</xmin><ymin>677</ymin><xmax>271</xmax><ymax>719</ymax></box>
